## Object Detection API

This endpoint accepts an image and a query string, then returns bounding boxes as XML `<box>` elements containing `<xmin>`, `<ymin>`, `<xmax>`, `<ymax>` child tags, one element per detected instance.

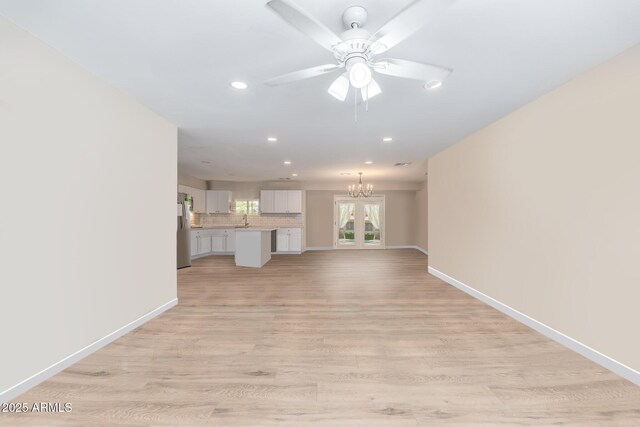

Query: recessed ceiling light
<box><xmin>292</xmin><ymin>173</ymin><xmax>298</xmax><ymax>177</ymax></box>
<box><xmin>394</xmin><ymin>162</ymin><xmax>412</xmax><ymax>167</ymax></box>
<box><xmin>267</xmin><ymin>137</ymin><xmax>277</xmax><ymax>142</ymax></box>
<box><xmin>283</xmin><ymin>160</ymin><xmax>291</xmax><ymax>165</ymax></box>
<box><xmin>423</xmin><ymin>80</ymin><xmax>443</xmax><ymax>90</ymax></box>
<box><xmin>365</xmin><ymin>161</ymin><xmax>373</xmax><ymax>165</ymax></box>
<box><xmin>382</xmin><ymin>137</ymin><xmax>393</xmax><ymax>142</ymax></box>
<box><xmin>230</xmin><ymin>81</ymin><xmax>248</xmax><ymax>90</ymax></box>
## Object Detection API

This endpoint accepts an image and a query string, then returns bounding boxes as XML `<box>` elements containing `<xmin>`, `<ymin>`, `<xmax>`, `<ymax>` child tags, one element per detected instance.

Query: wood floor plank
<box><xmin>2</xmin><ymin>249</ymin><xmax>640</xmax><ymax>426</ymax></box>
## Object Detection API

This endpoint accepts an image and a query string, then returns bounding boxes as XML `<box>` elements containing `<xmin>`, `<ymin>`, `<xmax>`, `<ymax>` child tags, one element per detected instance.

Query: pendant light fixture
<box><xmin>348</xmin><ymin>172</ymin><xmax>373</xmax><ymax>198</ymax></box>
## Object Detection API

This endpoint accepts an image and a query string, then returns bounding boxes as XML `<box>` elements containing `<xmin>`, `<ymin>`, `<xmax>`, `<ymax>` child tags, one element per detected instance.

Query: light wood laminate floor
<box><xmin>3</xmin><ymin>249</ymin><xmax>640</xmax><ymax>426</ymax></box>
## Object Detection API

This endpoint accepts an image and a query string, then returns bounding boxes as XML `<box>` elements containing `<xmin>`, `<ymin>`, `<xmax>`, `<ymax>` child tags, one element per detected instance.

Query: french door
<box><xmin>334</xmin><ymin>196</ymin><xmax>385</xmax><ymax>249</ymax></box>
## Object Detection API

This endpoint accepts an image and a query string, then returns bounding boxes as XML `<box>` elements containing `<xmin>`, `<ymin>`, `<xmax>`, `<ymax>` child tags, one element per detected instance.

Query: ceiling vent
<box><xmin>394</xmin><ymin>162</ymin><xmax>412</xmax><ymax>167</ymax></box>
<box><xmin>279</xmin><ymin>177</ymin><xmax>291</xmax><ymax>180</ymax></box>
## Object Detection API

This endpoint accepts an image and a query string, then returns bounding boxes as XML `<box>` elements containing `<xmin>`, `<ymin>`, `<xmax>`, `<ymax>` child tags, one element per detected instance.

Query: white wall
<box><xmin>429</xmin><ymin>44</ymin><xmax>640</xmax><ymax>380</ymax></box>
<box><xmin>0</xmin><ymin>17</ymin><xmax>177</xmax><ymax>399</ymax></box>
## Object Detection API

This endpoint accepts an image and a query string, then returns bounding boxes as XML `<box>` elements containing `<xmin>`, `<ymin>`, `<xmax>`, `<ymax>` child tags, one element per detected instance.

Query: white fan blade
<box><xmin>266</xmin><ymin>0</ymin><xmax>343</xmax><ymax>53</ymax></box>
<box><xmin>368</xmin><ymin>0</ymin><xmax>450</xmax><ymax>54</ymax></box>
<box><xmin>265</xmin><ymin>64</ymin><xmax>341</xmax><ymax>86</ymax></box>
<box><xmin>373</xmin><ymin>58</ymin><xmax>452</xmax><ymax>82</ymax></box>
<box><xmin>328</xmin><ymin>73</ymin><xmax>349</xmax><ymax>101</ymax></box>
<box><xmin>361</xmin><ymin>79</ymin><xmax>382</xmax><ymax>101</ymax></box>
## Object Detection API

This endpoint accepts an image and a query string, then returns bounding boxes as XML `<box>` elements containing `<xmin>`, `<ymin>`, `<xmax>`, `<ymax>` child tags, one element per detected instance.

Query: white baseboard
<box><xmin>192</xmin><ymin>252</ymin><xmax>233</xmax><ymax>259</ymax></box>
<box><xmin>387</xmin><ymin>245</ymin><xmax>429</xmax><ymax>255</ymax></box>
<box><xmin>0</xmin><ymin>298</ymin><xmax>178</xmax><ymax>404</ymax></box>
<box><xmin>428</xmin><ymin>267</ymin><xmax>640</xmax><ymax>387</ymax></box>
<box><xmin>305</xmin><ymin>245</ymin><xmax>428</xmax><ymax>255</ymax></box>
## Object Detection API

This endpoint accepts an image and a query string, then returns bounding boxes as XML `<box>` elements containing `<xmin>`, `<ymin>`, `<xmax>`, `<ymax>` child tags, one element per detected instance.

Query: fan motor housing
<box><xmin>342</xmin><ymin>5</ymin><xmax>368</xmax><ymax>29</ymax></box>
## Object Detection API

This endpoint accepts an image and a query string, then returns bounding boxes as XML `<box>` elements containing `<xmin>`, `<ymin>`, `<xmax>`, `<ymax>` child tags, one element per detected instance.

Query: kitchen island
<box><xmin>234</xmin><ymin>228</ymin><xmax>276</xmax><ymax>268</ymax></box>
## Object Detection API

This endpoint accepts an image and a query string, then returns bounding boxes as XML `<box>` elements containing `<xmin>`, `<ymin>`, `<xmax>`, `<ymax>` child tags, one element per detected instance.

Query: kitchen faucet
<box><xmin>243</xmin><ymin>214</ymin><xmax>249</xmax><ymax>227</ymax></box>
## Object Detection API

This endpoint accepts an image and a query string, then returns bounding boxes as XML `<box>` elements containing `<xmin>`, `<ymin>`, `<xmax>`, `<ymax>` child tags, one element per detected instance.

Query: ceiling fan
<box><xmin>264</xmin><ymin>0</ymin><xmax>453</xmax><ymax>103</ymax></box>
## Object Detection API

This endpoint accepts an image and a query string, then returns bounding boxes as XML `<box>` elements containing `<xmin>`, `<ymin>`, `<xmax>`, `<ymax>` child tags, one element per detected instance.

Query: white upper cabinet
<box><xmin>260</xmin><ymin>191</ymin><xmax>275</xmax><ymax>213</ymax></box>
<box><xmin>287</xmin><ymin>191</ymin><xmax>302</xmax><ymax>213</ymax></box>
<box><xmin>274</xmin><ymin>191</ymin><xmax>288</xmax><ymax>213</ymax></box>
<box><xmin>261</xmin><ymin>190</ymin><xmax>302</xmax><ymax>213</ymax></box>
<box><xmin>178</xmin><ymin>185</ymin><xmax>206</xmax><ymax>213</ymax></box>
<box><xmin>206</xmin><ymin>190</ymin><xmax>231</xmax><ymax>213</ymax></box>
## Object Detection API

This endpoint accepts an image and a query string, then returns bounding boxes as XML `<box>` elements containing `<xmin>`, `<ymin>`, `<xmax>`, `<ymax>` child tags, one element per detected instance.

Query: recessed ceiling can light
<box><xmin>292</xmin><ymin>173</ymin><xmax>298</xmax><ymax>177</ymax></box>
<box><xmin>283</xmin><ymin>160</ymin><xmax>291</xmax><ymax>165</ymax></box>
<box><xmin>382</xmin><ymin>137</ymin><xmax>393</xmax><ymax>142</ymax></box>
<box><xmin>365</xmin><ymin>161</ymin><xmax>373</xmax><ymax>165</ymax></box>
<box><xmin>423</xmin><ymin>80</ymin><xmax>443</xmax><ymax>90</ymax></box>
<box><xmin>267</xmin><ymin>137</ymin><xmax>277</xmax><ymax>142</ymax></box>
<box><xmin>230</xmin><ymin>81</ymin><xmax>248</xmax><ymax>90</ymax></box>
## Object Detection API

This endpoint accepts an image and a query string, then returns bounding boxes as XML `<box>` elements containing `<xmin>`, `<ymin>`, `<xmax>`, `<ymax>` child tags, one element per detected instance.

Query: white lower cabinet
<box><xmin>191</xmin><ymin>228</ymin><xmax>236</xmax><ymax>257</ymax></box>
<box><xmin>200</xmin><ymin>235</ymin><xmax>213</xmax><ymax>254</ymax></box>
<box><xmin>225</xmin><ymin>230</ymin><xmax>236</xmax><ymax>252</ymax></box>
<box><xmin>211</xmin><ymin>235</ymin><xmax>225</xmax><ymax>252</ymax></box>
<box><xmin>190</xmin><ymin>232</ymin><xmax>199</xmax><ymax>256</ymax></box>
<box><xmin>276</xmin><ymin>228</ymin><xmax>302</xmax><ymax>252</ymax></box>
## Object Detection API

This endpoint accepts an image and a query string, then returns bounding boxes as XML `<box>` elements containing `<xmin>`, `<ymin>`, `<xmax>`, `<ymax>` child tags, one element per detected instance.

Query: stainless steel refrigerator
<box><xmin>177</xmin><ymin>192</ymin><xmax>191</xmax><ymax>269</ymax></box>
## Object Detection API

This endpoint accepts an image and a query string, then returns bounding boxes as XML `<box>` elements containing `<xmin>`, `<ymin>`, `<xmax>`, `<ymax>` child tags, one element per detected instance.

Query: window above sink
<box><xmin>235</xmin><ymin>199</ymin><xmax>259</xmax><ymax>215</ymax></box>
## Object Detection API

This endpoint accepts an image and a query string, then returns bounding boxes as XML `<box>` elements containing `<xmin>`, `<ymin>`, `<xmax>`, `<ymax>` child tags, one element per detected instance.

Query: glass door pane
<box><xmin>336</xmin><ymin>202</ymin><xmax>356</xmax><ymax>247</ymax></box>
<box><xmin>363</xmin><ymin>203</ymin><xmax>381</xmax><ymax>247</ymax></box>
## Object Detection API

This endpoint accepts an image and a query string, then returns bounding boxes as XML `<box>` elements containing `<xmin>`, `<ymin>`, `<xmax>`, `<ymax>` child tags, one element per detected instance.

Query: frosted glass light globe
<box><xmin>349</xmin><ymin>62</ymin><xmax>372</xmax><ymax>89</ymax></box>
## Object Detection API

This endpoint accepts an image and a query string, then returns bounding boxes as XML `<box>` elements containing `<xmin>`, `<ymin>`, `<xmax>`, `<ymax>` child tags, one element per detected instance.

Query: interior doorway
<box><xmin>334</xmin><ymin>196</ymin><xmax>385</xmax><ymax>249</ymax></box>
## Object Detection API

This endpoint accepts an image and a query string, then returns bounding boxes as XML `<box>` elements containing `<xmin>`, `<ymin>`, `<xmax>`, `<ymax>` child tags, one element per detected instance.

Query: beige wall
<box><xmin>429</xmin><ymin>45</ymin><xmax>640</xmax><ymax>372</ymax></box>
<box><xmin>306</xmin><ymin>190</ymin><xmax>417</xmax><ymax>247</ymax></box>
<box><xmin>415</xmin><ymin>181</ymin><xmax>428</xmax><ymax>251</ymax></box>
<box><xmin>0</xmin><ymin>18</ymin><xmax>177</xmax><ymax>399</ymax></box>
<box><xmin>178</xmin><ymin>172</ymin><xmax>207</xmax><ymax>190</ymax></box>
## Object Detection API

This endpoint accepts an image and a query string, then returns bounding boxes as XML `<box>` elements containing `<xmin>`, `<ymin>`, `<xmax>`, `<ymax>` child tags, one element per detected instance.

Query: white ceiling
<box><xmin>1</xmin><ymin>1</ymin><xmax>639</xmax><ymax>182</ymax></box>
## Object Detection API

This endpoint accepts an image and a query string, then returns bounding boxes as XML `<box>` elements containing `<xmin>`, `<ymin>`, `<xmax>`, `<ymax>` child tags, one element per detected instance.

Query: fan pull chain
<box><xmin>365</xmin><ymin>86</ymin><xmax>369</xmax><ymax>112</ymax></box>
<box><xmin>354</xmin><ymin>88</ymin><xmax>358</xmax><ymax>122</ymax></box>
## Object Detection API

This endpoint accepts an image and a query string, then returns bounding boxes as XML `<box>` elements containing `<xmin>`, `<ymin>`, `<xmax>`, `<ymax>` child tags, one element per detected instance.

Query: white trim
<box><xmin>415</xmin><ymin>246</ymin><xmax>428</xmax><ymax>256</ymax></box>
<box><xmin>191</xmin><ymin>252</ymin><xmax>234</xmax><ymax>259</ymax></box>
<box><xmin>271</xmin><ymin>251</ymin><xmax>302</xmax><ymax>255</ymax></box>
<box><xmin>387</xmin><ymin>245</ymin><xmax>429</xmax><ymax>255</ymax></box>
<box><xmin>305</xmin><ymin>245</ymin><xmax>428</xmax><ymax>254</ymax></box>
<box><xmin>428</xmin><ymin>267</ymin><xmax>640</xmax><ymax>387</ymax></box>
<box><xmin>0</xmin><ymin>298</ymin><xmax>178</xmax><ymax>404</ymax></box>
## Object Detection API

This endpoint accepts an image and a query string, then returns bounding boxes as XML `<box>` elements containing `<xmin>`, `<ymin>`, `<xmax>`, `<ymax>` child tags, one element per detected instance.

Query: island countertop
<box><xmin>233</xmin><ymin>228</ymin><xmax>277</xmax><ymax>232</ymax></box>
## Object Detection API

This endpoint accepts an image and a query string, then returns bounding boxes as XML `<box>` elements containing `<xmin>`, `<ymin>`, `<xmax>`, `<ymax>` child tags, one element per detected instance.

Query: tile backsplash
<box><xmin>193</xmin><ymin>213</ymin><xmax>304</xmax><ymax>228</ymax></box>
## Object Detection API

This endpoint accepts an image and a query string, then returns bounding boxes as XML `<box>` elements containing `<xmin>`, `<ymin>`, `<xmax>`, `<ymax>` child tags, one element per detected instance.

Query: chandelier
<box><xmin>348</xmin><ymin>172</ymin><xmax>373</xmax><ymax>198</ymax></box>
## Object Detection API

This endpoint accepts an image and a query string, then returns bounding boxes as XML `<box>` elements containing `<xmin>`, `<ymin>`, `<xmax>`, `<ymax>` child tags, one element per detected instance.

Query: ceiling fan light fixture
<box><xmin>328</xmin><ymin>73</ymin><xmax>350</xmax><ymax>101</ymax></box>
<box><xmin>361</xmin><ymin>78</ymin><xmax>382</xmax><ymax>101</ymax></box>
<box><xmin>424</xmin><ymin>79</ymin><xmax>443</xmax><ymax>90</ymax></box>
<box><xmin>349</xmin><ymin>62</ymin><xmax>372</xmax><ymax>89</ymax></box>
